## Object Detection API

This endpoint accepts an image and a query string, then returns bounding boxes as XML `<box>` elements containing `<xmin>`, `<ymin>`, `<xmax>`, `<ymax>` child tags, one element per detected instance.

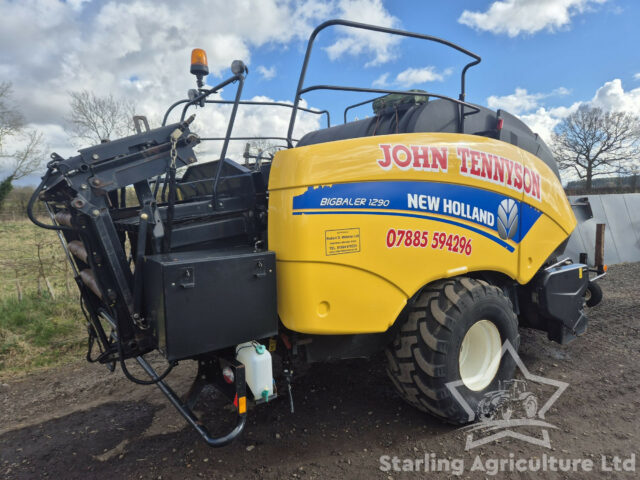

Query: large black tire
<box><xmin>385</xmin><ymin>277</ymin><xmax>520</xmax><ymax>424</ymax></box>
<box><xmin>585</xmin><ymin>281</ymin><xmax>603</xmax><ymax>307</ymax></box>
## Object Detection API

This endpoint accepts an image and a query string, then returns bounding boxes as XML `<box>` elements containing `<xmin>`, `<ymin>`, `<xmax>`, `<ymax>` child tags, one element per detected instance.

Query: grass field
<box><xmin>0</xmin><ymin>220</ymin><xmax>85</xmax><ymax>377</ymax></box>
<box><xmin>0</xmin><ymin>219</ymin><xmax>73</xmax><ymax>298</ymax></box>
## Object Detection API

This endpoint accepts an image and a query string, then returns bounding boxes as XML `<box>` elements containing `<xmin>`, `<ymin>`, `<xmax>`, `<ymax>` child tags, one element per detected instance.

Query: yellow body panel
<box><xmin>268</xmin><ymin>133</ymin><xmax>576</xmax><ymax>334</ymax></box>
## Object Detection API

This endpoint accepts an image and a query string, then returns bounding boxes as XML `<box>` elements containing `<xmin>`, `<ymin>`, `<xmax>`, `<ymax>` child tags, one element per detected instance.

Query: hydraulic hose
<box><xmin>27</xmin><ymin>167</ymin><xmax>74</xmax><ymax>232</ymax></box>
<box><xmin>119</xmin><ymin>349</ymin><xmax>176</xmax><ymax>385</ymax></box>
<box><xmin>98</xmin><ymin>307</ymin><xmax>175</xmax><ymax>385</ymax></box>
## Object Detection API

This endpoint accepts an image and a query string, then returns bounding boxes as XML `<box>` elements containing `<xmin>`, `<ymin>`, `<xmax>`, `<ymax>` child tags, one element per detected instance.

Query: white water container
<box><xmin>235</xmin><ymin>341</ymin><xmax>274</xmax><ymax>401</ymax></box>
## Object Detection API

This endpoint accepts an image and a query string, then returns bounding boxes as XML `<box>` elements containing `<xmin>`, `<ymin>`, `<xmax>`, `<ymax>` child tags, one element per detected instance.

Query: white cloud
<box><xmin>487</xmin><ymin>86</ymin><xmax>577</xmax><ymax>142</ymax></box>
<box><xmin>66</xmin><ymin>0</ymin><xmax>91</xmax><ymax>11</ymax></box>
<box><xmin>634</xmin><ymin>73</ymin><xmax>640</xmax><ymax>81</ymax></box>
<box><xmin>324</xmin><ymin>0</ymin><xmax>400</xmax><ymax>66</ymax></box>
<box><xmin>372</xmin><ymin>73</ymin><xmax>390</xmax><ymax>88</ymax></box>
<box><xmin>373</xmin><ymin>67</ymin><xmax>452</xmax><ymax>89</ymax></box>
<box><xmin>395</xmin><ymin>67</ymin><xmax>453</xmax><ymax>88</ymax></box>
<box><xmin>486</xmin><ymin>79</ymin><xmax>640</xmax><ymax>143</ymax></box>
<box><xmin>256</xmin><ymin>65</ymin><xmax>276</xmax><ymax>80</ymax></box>
<box><xmin>487</xmin><ymin>87</ymin><xmax>570</xmax><ymax>115</ymax></box>
<box><xmin>0</xmin><ymin>0</ymin><xmax>330</xmax><ymax>125</ymax></box>
<box><xmin>0</xmin><ymin>0</ymin><xmax>401</xmax><ymax>183</ymax></box>
<box><xmin>458</xmin><ymin>0</ymin><xmax>608</xmax><ymax>37</ymax></box>
<box><xmin>518</xmin><ymin>104</ymin><xmax>580</xmax><ymax>143</ymax></box>
<box><xmin>488</xmin><ymin>88</ymin><xmax>543</xmax><ymax>114</ymax></box>
<box><xmin>591</xmin><ymin>78</ymin><xmax>640</xmax><ymax>113</ymax></box>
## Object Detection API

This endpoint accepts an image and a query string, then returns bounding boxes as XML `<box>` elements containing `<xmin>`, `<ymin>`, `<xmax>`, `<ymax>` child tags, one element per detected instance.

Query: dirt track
<box><xmin>1</xmin><ymin>263</ymin><xmax>639</xmax><ymax>479</ymax></box>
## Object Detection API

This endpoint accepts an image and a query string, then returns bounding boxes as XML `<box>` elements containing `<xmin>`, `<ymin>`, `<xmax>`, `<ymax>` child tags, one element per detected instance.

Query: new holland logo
<box><xmin>497</xmin><ymin>199</ymin><xmax>518</xmax><ymax>240</ymax></box>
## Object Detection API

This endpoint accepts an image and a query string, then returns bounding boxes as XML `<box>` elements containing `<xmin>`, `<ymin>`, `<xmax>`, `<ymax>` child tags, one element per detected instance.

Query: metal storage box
<box><xmin>143</xmin><ymin>248</ymin><xmax>277</xmax><ymax>361</ymax></box>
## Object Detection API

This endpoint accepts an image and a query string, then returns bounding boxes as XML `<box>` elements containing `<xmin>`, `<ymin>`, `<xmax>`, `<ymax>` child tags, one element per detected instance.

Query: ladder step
<box><xmin>79</xmin><ymin>269</ymin><xmax>102</xmax><ymax>300</ymax></box>
<box><xmin>67</xmin><ymin>240</ymin><xmax>88</xmax><ymax>263</ymax></box>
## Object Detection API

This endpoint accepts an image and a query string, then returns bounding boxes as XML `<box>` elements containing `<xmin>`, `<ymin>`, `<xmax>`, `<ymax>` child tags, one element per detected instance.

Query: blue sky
<box><xmin>242</xmin><ymin>0</ymin><xmax>638</xmax><ymax>118</ymax></box>
<box><xmin>1</xmin><ymin>0</ymin><xmax>639</xmax><ymax>184</ymax></box>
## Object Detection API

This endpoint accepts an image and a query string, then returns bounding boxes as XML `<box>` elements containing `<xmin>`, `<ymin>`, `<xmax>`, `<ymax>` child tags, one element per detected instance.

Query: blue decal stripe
<box><xmin>291</xmin><ymin>180</ymin><xmax>542</xmax><ymax>242</ymax></box>
<box><xmin>292</xmin><ymin>209</ymin><xmax>515</xmax><ymax>252</ymax></box>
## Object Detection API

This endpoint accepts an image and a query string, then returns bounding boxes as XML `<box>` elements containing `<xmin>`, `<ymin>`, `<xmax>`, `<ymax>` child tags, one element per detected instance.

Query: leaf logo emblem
<box><xmin>497</xmin><ymin>199</ymin><xmax>519</xmax><ymax>240</ymax></box>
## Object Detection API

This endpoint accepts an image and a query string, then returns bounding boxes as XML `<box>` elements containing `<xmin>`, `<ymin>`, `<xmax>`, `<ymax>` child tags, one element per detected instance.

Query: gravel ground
<box><xmin>0</xmin><ymin>263</ymin><xmax>638</xmax><ymax>479</ymax></box>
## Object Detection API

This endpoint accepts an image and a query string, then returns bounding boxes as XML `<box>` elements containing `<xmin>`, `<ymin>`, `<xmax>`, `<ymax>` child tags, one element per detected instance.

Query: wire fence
<box><xmin>0</xmin><ymin>212</ymin><xmax>30</xmax><ymax>221</ymax></box>
<box><xmin>0</xmin><ymin>218</ymin><xmax>76</xmax><ymax>301</ymax></box>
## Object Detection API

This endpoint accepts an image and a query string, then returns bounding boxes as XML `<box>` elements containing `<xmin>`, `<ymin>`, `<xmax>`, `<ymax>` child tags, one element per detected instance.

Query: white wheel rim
<box><xmin>458</xmin><ymin>320</ymin><xmax>502</xmax><ymax>391</ymax></box>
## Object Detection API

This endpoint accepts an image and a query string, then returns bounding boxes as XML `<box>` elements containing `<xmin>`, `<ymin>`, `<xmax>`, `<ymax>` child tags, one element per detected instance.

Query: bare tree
<box><xmin>7</xmin><ymin>130</ymin><xmax>45</xmax><ymax>178</ymax></box>
<box><xmin>66</xmin><ymin>90</ymin><xmax>136</xmax><ymax>145</ymax></box>
<box><xmin>0</xmin><ymin>82</ymin><xmax>24</xmax><ymax>141</ymax></box>
<box><xmin>552</xmin><ymin>106</ymin><xmax>640</xmax><ymax>191</ymax></box>
<box><xmin>243</xmin><ymin>139</ymin><xmax>282</xmax><ymax>166</ymax></box>
<box><xmin>0</xmin><ymin>82</ymin><xmax>46</xmax><ymax>208</ymax></box>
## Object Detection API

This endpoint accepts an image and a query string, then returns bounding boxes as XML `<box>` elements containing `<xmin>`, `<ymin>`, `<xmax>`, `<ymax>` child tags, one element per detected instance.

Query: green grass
<box><xmin>0</xmin><ymin>219</ymin><xmax>88</xmax><ymax>376</ymax></box>
<box><xmin>0</xmin><ymin>293</ymin><xmax>86</xmax><ymax>377</ymax></box>
<box><xmin>0</xmin><ymin>219</ymin><xmax>72</xmax><ymax>299</ymax></box>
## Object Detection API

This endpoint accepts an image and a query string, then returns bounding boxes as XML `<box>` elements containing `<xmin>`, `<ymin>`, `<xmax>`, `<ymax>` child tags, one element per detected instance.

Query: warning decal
<box><xmin>325</xmin><ymin>228</ymin><xmax>361</xmax><ymax>256</ymax></box>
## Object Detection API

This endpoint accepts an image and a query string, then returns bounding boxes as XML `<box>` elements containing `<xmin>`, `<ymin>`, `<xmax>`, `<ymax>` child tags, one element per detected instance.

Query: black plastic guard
<box><xmin>536</xmin><ymin>263</ymin><xmax>589</xmax><ymax>344</ymax></box>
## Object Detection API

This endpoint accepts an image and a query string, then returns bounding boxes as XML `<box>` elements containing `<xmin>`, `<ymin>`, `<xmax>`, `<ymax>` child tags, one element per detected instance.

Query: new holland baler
<box><xmin>29</xmin><ymin>20</ymin><xmax>598</xmax><ymax>445</ymax></box>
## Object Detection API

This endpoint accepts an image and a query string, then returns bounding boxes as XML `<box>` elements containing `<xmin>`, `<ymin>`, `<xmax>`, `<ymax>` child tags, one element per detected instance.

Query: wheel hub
<box><xmin>458</xmin><ymin>320</ymin><xmax>502</xmax><ymax>391</ymax></box>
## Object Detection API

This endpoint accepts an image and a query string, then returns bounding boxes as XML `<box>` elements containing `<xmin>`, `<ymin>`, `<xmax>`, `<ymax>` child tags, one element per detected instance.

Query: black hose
<box><xmin>98</xmin><ymin>307</ymin><xmax>175</xmax><ymax>385</ymax></box>
<box><xmin>27</xmin><ymin>167</ymin><xmax>74</xmax><ymax>232</ymax></box>
<box><xmin>80</xmin><ymin>294</ymin><xmax>109</xmax><ymax>364</ymax></box>
<box><xmin>118</xmin><ymin>346</ymin><xmax>176</xmax><ymax>385</ymax></box>
<box><xmin>115</xmin><ymin>324</ymin><xmax>175</xmax><ymax>385</ymax></box>
<box><xmin>81</xmin><ymin>296</ymin><xmax>101</xmax><ymax>363</ymax></box>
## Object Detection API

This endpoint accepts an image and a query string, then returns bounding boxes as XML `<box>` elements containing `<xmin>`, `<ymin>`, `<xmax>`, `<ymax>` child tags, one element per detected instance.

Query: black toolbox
<box><xmin>143</xmin><ymin>248</ymin><xmax>277</xmax><ymax>361</ymax></box>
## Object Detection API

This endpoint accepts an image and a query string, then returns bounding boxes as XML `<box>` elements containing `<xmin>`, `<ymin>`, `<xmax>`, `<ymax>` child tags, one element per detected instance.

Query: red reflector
<box><xmin>497</xmin><ymin>118</ymin><xmax>504</xmax><ymax>130</ymax></box>
<box><xmin>222</xmin><ymin>366</ymin><xmax>235</xmax><ymax>384</ymax></box>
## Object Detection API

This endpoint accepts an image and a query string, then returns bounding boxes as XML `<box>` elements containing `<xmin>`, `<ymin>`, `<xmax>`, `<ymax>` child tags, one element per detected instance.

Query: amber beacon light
<box><xmin>190</xmin><ymin>48</ymin><xmax>209</xmax><ymax>88</ymax></box>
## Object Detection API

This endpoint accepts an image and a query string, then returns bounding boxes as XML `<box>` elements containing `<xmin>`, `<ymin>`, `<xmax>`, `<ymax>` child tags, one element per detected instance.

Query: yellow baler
<box><xmin>30</xmin><ymin>19</ymin><xmax>595</xmax><ymax>444</ymax></box>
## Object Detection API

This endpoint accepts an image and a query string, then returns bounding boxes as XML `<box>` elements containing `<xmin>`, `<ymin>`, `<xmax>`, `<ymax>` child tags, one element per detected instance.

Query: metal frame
<box><xmin>154</xmin><ymin>73</ymin><xmax>249</xmax><ymax>207</ymax></box>
<box><xmin>286</xmin><ymin>19</ymin><xmax>482</xmax><ymax>146</ymax></box>
<box><xmin>162</xmin><ymin>99</ymin><xmax>330</xmax><ymax>129</ymax></box>
<box><xmin>158</xmin><ymin>84</ymin><xmax>329</xmax><ymax>207</ymax></box>
<box><xmin>136</xmin><ymin>355</ymin><xmax>247</xmax><ymax>447</ymax></box>
<box><xmin>203</xmin><ymin>100</ymin><xmax>330</xmax><ymax>128</ymax></box>
<box><xmin>343</xmin><ymin>96</ymin><xmax>379</xmax><ymax>124</ymax></box>
<box><xmin>157</xmin><ymin>20</ymin><xmax>483</xmax><ymax>204</ymax></box>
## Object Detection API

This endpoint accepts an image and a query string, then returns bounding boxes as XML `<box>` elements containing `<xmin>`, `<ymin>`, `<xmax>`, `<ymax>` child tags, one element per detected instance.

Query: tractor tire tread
<box><xmin>385</xmin><ymin>277</ymin><xmax>519</xmax><ymax>425</ymax></box>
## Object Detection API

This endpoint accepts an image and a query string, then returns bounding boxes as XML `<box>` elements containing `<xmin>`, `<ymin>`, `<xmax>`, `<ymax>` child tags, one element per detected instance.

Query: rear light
<box><xmin>222</xmin><ymin>366</ymin><xmax>234</xmax><ymax>384</ymax></box>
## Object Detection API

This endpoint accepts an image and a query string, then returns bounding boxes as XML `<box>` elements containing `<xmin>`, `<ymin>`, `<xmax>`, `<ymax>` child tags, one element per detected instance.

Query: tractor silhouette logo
<box><xmin>497</xmin><ymin>198</ymin><xmax>518</xmax><ymax>240</ymax></box>
<box><xmin>446</xmin><ymin>340</ymin><xmax>569</xmax><ymax>450</ymax></box>
<box><xmin>476</xmin><ymin>379</ymin><xmax>538</xmax><ymax>422</ymax></box>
